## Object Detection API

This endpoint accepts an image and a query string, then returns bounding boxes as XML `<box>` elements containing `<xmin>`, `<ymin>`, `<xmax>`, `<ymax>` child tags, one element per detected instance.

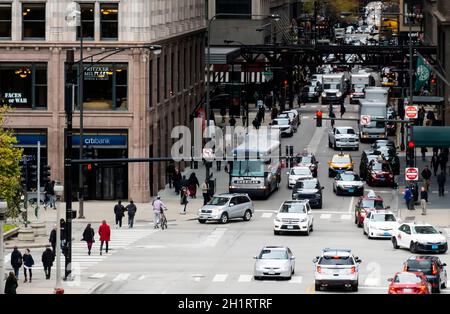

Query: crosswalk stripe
<box><xmin>340</xmin><ymin>214</ymin><xmax>352</xmax><ymax>220</ymax></box>
<box><xmin>89</xmin><ymin>273</ymin><xmax>106</xmax><ymax>279</ymax></box>
<box><xmin>262</xmin><ymin>213</ymin><xmax>273</xmax><ymax>218</ymax></box>
<box><xmin>320</xmin><ymin>214</ymin><xmax>331</xmax><ymax>219</ymax></box>
<box><xmin>238</xmin><ymin>275</ymin><xmax>253</xmax><ymax>282</ymax></box>
<box><xmin>113</xmin><ymin>273</ymin><xmax>130</xmax><ymax>281</ymax></box>
<box><xmin>138</xmin><ymin>275</ymin><xmax>146</xmax><ymax>281</ymax></box>
<box><xmin>212</xmin><ymin>274</ymin><xmax>228</xmax><ymax>282</ymax></box>
<box><xmin>289</xmin><ymin>276</ymin><xmax>303</xmax><ymax>284</ymax></box>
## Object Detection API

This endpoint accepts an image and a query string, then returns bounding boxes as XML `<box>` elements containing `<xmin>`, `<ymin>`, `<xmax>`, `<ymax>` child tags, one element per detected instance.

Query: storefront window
<box><xmin>66</xmin><ymin>63</ymin><xmax>128</xmax><ymax>110</ymax></box>
<box><xmin>77</xmin><ymin>3</ymin><xmax>95</xmax><ymax>40</ymax></box>
<box><xmin>100</xmin><ymin>3</ymin><xmax>118</xmax><ymax>40</ymax></box>
<box><xmin>0</xmin><ymin>4</ymin><xmax>11</xmax><ymax>39</ymax></box>
<box><xmin>22</xmin><ymin>3</ymin><xmax>46</xmax><ymax>40</ymax></box>
<box><xmin>0</xmin><ymin>63</ymin><xmax>47</xmax><ymax>109</ymax></box>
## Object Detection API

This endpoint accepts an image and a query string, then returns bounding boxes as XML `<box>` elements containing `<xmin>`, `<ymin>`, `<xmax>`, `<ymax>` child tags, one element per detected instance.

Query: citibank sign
<box><xmin>84</xmin><ymin>138</ymin><xmax>111</xmax><ymax>145</ymax></box>
<box><xmin>72</xmin><ymin>135</ymin><xmax>127</xmax><ymax>147</ymax></box>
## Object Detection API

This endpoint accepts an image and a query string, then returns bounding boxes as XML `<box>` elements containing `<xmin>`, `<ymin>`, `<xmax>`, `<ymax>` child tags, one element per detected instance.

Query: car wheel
<box><xmin>357</xmin><ymin>220</ymin><xmax>362</xmax><ymax>228</ymax></box>
<box><xmin>333</xmin><ymin>141</ymin><xmax>337</xmax><ymax>150</ymax></box>
<box><xmin>274</xmin><ymin>230</ymin><xmax>280</xmax><ymax>235</ymax></box>
<box><xmin>254</xmin><ymin>276</ymin><xmax>260</xmax><ymax>281</ymax></box>
<box><xmin>392</xmin><ymin>237</ymin><xmax>399</xmax><ymax>249</ymax></box>
<box><xmin>410</xmin><ymin>242</ymin><xmax>417</xmax><ymax>253</ymax></box>
<box><xmin>310</xmin><ymin>224</ymin><xmax>314</xmax><ymax>232</ymax></box>
<box><xmin>220</xmin><ymin>213</ymin><xmax>229</xmax><ymax>224</ymax></box>
<box><xmin>292</xmin><ymin>268</ymin><xmax>295</xmax><ymax>275</ymax></box>
<box><xmin>317</xmin><ymin>202</ymin><xmax>322</xmax><ymax>209</ymax></box>
<box><xmin>328</xmin><ymin>171</ymin><xmax>333</xmax><ymax>178</ymax></box>
<box><xmin>354</xmin><ymin>214</ymin><xmax>358</xmax><ymax>224</ymax></box>
<box><xmin>305</xmin><ymin>226</ymin><xmax>310</xmax><ymax>236</ymax></box>
<box><xmin>328</xmin><ymin>140</ymin><xmax>332</xmax><ymax>148</ymax></box>
<box><xmin>433</xmin><ymin>284</ymin><xmax>441</xmax><ymax>294</ymax></box>
<box><xmin>243</xmin><ymin>210</ymin><xmax>252</xmax><ymax>222</ymax></box>
<box><xmin>441</xmin><ymin>280</ymin><xmax>447</xmax><ymax>289</ymax></box>
<box><xmin>352</xmin><ymin>283</ymin><xmax>359</xmax><ymax>292</ymax></box>
<box><xmin>198</xmin><ymin>219</ymin><xmax>206</xmax><ymax>224</ymax></box>
<box><xmin>315</xmin><ymin>283</ymin><xmax>322</xmax><ymax>291</ymax></box>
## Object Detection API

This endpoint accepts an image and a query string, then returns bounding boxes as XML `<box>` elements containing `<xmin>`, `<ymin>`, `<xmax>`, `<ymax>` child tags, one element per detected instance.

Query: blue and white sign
<box><xmin>72</xmin><ymin>135</ymin><xmax>127</xmax><ymax>147</ymax></box>
<box><xmin>15</xmin><ymin>135</ymin><xmax>47</xmax><ymax>146</ymax></box>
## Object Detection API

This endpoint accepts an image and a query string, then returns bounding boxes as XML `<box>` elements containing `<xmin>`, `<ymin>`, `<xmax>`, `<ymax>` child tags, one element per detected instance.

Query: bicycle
<box><xmin>160</xmin><ymin>208</ymin><xmax>168</xmax><ymax>230</ymax></box>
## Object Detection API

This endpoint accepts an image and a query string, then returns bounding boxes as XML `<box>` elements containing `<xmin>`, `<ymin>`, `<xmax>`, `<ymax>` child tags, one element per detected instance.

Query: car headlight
<box><xmin>322</xmin><ymin>92</ymin><xmax>327</xmax><ymax>97</ymax></box>
<box><xmin>315</xmin><ymin>193</ymin><xmax>321</xmax><ymax>198</ymax></box>
<box><xmin>336</xmin><ymin>91</ymin><xmax>342</xmax><ymax>97</ymax></box>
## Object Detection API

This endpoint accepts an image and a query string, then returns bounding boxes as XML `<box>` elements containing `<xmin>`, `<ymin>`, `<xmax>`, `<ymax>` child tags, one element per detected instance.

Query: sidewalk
<box><xmin>14</xmin><ymin>277</ymin><xmax>102</xmax><ymax>294</ymax></box>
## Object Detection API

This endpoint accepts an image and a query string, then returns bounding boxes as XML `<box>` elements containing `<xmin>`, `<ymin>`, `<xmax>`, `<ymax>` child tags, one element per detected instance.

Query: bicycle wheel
<box><xmin>163</xmin><ymin>217</ymin><xmax>168</xmax><ymax>230</ymax></box>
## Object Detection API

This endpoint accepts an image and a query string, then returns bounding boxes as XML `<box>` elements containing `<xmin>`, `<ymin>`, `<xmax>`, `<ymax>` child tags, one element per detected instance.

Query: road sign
<box><xmin>360</xmin><ymin>115</ymin><xmax>371</xmax><ymax>126</ymax></box>
<box><xmin>405</xmin><ymin>167</ymin><xmax>419</xmax><ymax>181</ymax></box>
<box><xmin>405</xmin><ymin>105</ymin><xmax>418</xmax><ymax>119</ymax></box>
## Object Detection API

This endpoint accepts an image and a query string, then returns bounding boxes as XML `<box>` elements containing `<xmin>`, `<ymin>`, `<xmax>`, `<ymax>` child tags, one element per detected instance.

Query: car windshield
<box><xmin>308</xmin><ymin>87</ymin><xmax>316</xmax><ymax>92</ymax></box>
<box><xmin>354</xmin><ymin>84</ymin><xmax>365</xmax><ymax>91</ymax></box>
<box><xmin>324</xmin><ymin>83</ymin><xmax>341</xmax><ymax>90</ymax></box>
<box><xmin>372</xmin><ymin>163</ymin><xmax>391</xmax><ymax>172</ymax></box>
<box><xmin>295</xmin><ymin>180</ymin><xmax>318</xmax><ymax>189</ymax></box>
<box><xmin>332</xmin><ymin>156</ymin><xmax>351</xmax><ymax>164</ymax></box>
<box><xmin>297</xmin><ymin>156</ymin><xmax>312</xmax><ymax>164</ymax></box>
<box><xmin>372</xmin><ymin>214</ymin><xmax>396</xmax><ymax>222</ymax></box>
<box><xmin>259</xmin><ymin>249</ymin><xmax>288</xmax><ymax>260</ymax></box>
<box><xmin>278</xmin><ymin>114</ymin><xmax>289</xmax><ymax>119</ymax></box>
<box><xmin>406</xmin><ymin>260</ymin><xmax>433</xmax><ymax>273</ymax></box>
<box><xmin>209</xmin><ymin>197</ymin><xmax>229</xmax><ymax>206</ymax></box>
<box><xmin>336</xmin><ymin>128</ymin><xmax>355</xmax><ymax>135</ymax></box>
<box><xmin>339</xmin><ymin>173</ymin><xmax>360</xmax><ymax>181</ymax></box>
<box><xmin>394</xmin><ymin>273</ymin><xmax>422</xmax><ymax>284</ymax></box>
<box><xmin>319</xmin><ymin>256</ymin><xmax>354</xmax><ymax>265</ymax></box>
<box><xmin>291</xmin><ymin>168</ymin><xmax>311</xmax><ymax>175</ymax></box>
<box><xmin>273</xmin><ymin>119</ymin><xmax>290</xmax><ymax>126</ymax></box>
<box><xmin>362</xmin><ymin>199</ymin><xmax>384</xmax><ymax>209</ymax></box>
<box><xmin>280</xmin><ymin>203</ymin><xmax>307</xmax><ymax>213</ymax></box>
<box><xmin>231</xmin><ymin>160</ymin><xmax>265</xmax><ymax>177</ymax></box>
<box><xmin>367</xmin><ymin>121</ymin><xmax>386</xmax><ymax>128</ymax></box>
<box><xmin>413</xmin><ymin>226</ymin><xmax>439</xmax><ymax>234</ymax></box>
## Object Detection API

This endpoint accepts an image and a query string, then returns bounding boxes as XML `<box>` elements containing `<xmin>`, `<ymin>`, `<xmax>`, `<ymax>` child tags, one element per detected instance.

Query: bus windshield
<box><xmin>231</xmin><ymin>160</ymin><xmax>265</xmax><ymax>177</ymax></box>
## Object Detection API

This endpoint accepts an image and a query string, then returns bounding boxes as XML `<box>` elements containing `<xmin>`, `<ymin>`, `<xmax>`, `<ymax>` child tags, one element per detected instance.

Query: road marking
<box><xmin>358</xmin><ymin>286</ymin><xmax>388</xmax><ymax>290</ymax></box>
<box><xmin>431</xmin><ymin>191</ymin><xmax>448</xmax><ymax>194</ymax></box>
<box><xmin>112</xmin><ymin>273</ymin><xmax>130</xmax><ymax>282</ymax></box>
<box><xmin>262</xmin><ymin>213</ymin><xmax>273</xmax><ymax>218</ymax></box>
<box><xmin>238</xmin><ymin>275</ymin><xmax>253</xmax><ymax>282</ymax></box>
<box><xmin>289</xmin><ymin>276</ymin><xmax>303</xmax><ymax>284</ymax></box>
<box><xmin>302</xmin><ymin>116</ymin><xmax>310</xmax><ymax>119</ymax></box>
<box><xmin>364</xmin><ymin>277</ymin><xmax>381</xmax><ymax>286</ymax></box>
<box><xmin>348</xmin><ymin>197</ymin><xmax>355</xmax><ymax>213</ymax></box>
<box><xmin>311</xmin><ymin>105</ymin><xmax>318</xmax><ymax>108</ymax></box>
<box><xmin>313</xmin><ymin>211</ymin><xmax>353</xmax><ymax>215</ymax></box>
<box><xmin>138</xmin><ymin>275</ymin><xmax>146</xmax><ymax>281</ymax></box>
<box><xmin>376</xmin><ymin>190</ymin><xmax>393</xmax><ymax>194</ymax></box>
<box><xmin>212</xmin><ymin>274</ymin><xmax>228</xmax><ymax>282</ymax></box>
<box><xmin>192</xmin><ymin>274</ymin><xmax>204</xmax><ymax>282</ymax></box>
<box><xmin>89</xmin><ymin>273</ymin><xmax>106</xmax><ymax>279</ymax></box>
<box><xmin>202</xmin><ymin>228</ymin><xmax>227</xmax><ymax>248</ymax></box>
<box><xmin>320</xmin><ymin>214</ymin><xmax>331</xmax><ymax>219</ymax></box>
<box><xmin>254</xmin><ymin>210</ymin><xmax>278</xmax><ymax>213</ymax></box>
<box><xmin>340</xmin><ymin>214</ymin><xmax>352</xmax><ymax>220</ymax></box>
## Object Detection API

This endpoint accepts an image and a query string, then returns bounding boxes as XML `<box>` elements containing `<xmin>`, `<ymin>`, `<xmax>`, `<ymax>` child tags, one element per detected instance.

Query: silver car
<box><xmin>197</xmin><ymin>193</ymin><xmax>254</xmax><ymax>224</ymax></box>
<box><xmin>254</xmin><ymin>246</ymin><xmax>295</xmax><ymax>280</ymax></box>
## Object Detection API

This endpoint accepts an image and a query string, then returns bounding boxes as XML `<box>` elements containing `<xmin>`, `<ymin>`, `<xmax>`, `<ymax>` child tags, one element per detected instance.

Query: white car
<box><xmin>273</xmin><ymin>200</ymin><xmax>314</xmax><ymax>235</ymax></box>
<box><xmin>270</xmin><ymin>118</ymin><xmax>293</xmax><ymax>137</ymax></box>
<box><xmin>363</xmin><ymin>211</ymin><xmax>399</xmax><ymax>239</ymax></box>
<box><xmin>328</xmin><ymin>126</ymin><xmax>359</xmax><ymax>150</ymax></box>
<box><xmin>253</xmin><ymin>246</ymin><xmax>295</xmax><ymax>280</ymax></box>
<box><xmin>287</xmin><ymin>166</ymin><xmax>313</xmax><ymax>188</ymax></box>
<box><xmin>392</xmin><ymin>222</ymin><xmax>448</xmax><ymax>254</ymax></box>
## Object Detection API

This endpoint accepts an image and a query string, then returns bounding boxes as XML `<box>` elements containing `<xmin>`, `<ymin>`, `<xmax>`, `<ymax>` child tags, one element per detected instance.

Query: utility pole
<box><xmin>78</xmin><ymin>20</ymin><xmax>85</xmax><ymax>219</ymax></box>
<box><xmin>37</xmin><ymin>141</ymin><xmax>40</xmax><ymax>221</ymax></box>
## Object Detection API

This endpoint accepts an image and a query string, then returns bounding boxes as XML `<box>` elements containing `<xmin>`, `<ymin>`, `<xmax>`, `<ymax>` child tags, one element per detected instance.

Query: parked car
<box><xmin>392</xmin><ymin>222</ymin><xmax>448</xmax><ymax>254</ymax></box>
<box><xmin>354</xmin><ymin>191</ymin><xmax>388</xmax><ymax>227</ymax></box>
<box><xmin>273</xmin><ymin>200</ymin><xmax>314</xmax><ymax>235</ymax></box>
<box><xmin>292</xmin><ymin>178</ymin><xmax>324</xmax><ymax>209</ymax></box>
<box><xmin>403</xmin><ymin>256</ymin><xmax>447</xmax><ymax>293</ymax></box>
<box><xmin>363</xmin><ymin>210</ymin><xmax>399</xmax><ymax>239</ymax></box>
<box><xmin>388</xmin><ymin>272</ymin><xmax>431</xmax><ymax>294</ymax></box>
<box><xmin>328</xmin><ymin>126</ymin><xmax>359</xmax><ymax>151</ymax></box>
<box><xmin>313</xmin><ymin>248</ymin><xmax>361</xmax><ymax>292</ymax></box>
<box><xmin>293</xmin><ymin>151</ymin><xmax>318</xmax><ymax>177</ymax></box>
<box><xmin>253</xmin><ymin>246</ymin><xmax>295</xmax><ymax>280</ymax></box>
<box><xmin>333</xmin><ymin>171</ymin><xmax>365</xmax><ymax>196</ymax></box>
<box><xmin>197</xmin><ymin>193</ymin><xmax>254</xmax><ymax>224</ymax></box>
<box><xmin>287</xmin><ymin>166</ymin><xmax>313</xmax><ymax>188</ymax></box>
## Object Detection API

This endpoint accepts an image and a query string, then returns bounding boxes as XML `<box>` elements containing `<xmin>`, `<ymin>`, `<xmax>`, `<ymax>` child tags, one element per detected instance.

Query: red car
<box><xmin>366</xmin><ymin>161</ymin><xmax>395</xmax><ymax>187</ymax></box>
<box><xmin>354</xmin><ymin>193</ymin><xmax>389</xmax><ymax>228</ymax></box>
<box><xmin>388</xmin><ymin>272</ymin><xmax>432</xmax><ymax>294</ymax></box>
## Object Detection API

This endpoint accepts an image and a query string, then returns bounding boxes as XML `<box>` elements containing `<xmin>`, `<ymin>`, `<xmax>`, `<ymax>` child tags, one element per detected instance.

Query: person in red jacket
<box><xmin>98</xmin><ymin>220</ymin><xmax>111</xmax><ymax>255</ymax></box>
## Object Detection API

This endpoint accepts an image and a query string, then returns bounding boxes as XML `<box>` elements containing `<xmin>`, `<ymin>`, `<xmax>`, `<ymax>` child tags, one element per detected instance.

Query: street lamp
<box><xmin>53</xmin><ymin>184</ymin><xmax>64</xmax><ymax>294</ymax></box>
<box><xmin>0</xmin><ymin>199</ymin><xmax>8</xmax><ymax>295</ymax></box>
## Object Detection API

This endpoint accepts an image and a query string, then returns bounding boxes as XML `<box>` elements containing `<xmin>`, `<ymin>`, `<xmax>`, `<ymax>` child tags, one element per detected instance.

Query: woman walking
<box><xmin>4</xmin><ymin>272</ymin><xmax>18</xmax><ymax>294</ymax></box>
<box><xmin>98</xmin><ymin>220</ymin><xmax>111</xmax><ymax>256</ymax></box>
<box><xmin>82</xmin><ymin>223</ymin><xmax>95</xmax><ymax>255</ymax></box>
<box><xmin>187</xmin><ymin>173</ymin><xmax>200</xmax><ymax>198</ymax></box>
<box><xmin>180</xmin><ymin>187</ymin><xmax>189</xmax><ymax>214</ymax></box>
<box><xmin>23</xmin><ymin>249</ymin><xmax>34</xmax><ymax>283</ymax></box>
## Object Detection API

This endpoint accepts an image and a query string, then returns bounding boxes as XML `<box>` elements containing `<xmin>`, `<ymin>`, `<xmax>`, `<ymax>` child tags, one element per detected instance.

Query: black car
<box><xmin>403</xmin><ymin>256</ymin><xmax>447</xmax><ymax>293</ymax></box>
<box><xmin>292</xmin><ymin>178</ymin><xmax>324</xmax><ymax>209</ymax></box>
<box><xmin>294</xmin><ymin>152</ymin><xmax>319</xmax><ymax>177</ymax></box>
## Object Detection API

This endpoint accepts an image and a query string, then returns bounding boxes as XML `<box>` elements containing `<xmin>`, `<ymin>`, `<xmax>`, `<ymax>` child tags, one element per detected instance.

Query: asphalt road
<box><xmin>77</xmin><ymin>102</ymin><xmax>450</xmax><ymax>294</ymax></box>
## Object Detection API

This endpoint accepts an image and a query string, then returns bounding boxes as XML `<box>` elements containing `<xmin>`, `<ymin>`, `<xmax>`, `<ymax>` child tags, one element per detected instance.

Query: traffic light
<box><xmin>284</xmin><ymin>80</ymin><xmax>288</xmax><ymax>87</ymax></box>
<box><xmin>406</xmin><ymin>141</ymin><xmax>415</xmax><ymax>167</ymax></box>
<box><xmin>87</xmin><ymin>163</ymin><xmax>93</xmax><ymax>171</ymax></box>
<box><xmin>41</xmin><ymin>165</ymin><xmax>51</xmax><ymax>187</ymax></box>
<box><xmin>431</xmin><ymin>75</ymin><xmax>437</xmax><ymax>85</ymax></box>
<box><xmin>316</xmin><ymin>111</ymin><xmax>323</xmax><ymax>127</ymax></box>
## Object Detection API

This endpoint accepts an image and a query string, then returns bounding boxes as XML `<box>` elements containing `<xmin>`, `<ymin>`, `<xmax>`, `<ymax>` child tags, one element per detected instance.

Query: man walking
<box><xmin>329</xmin><ymin>110</ymin><xmax>336</xmax><ymax>128</ymax></box>
<box><xmin>98</xmin><ymin>220</ymin><xmax>111</xmax><ymax>255</ymax></box>
<box><xmin>41</xmin><ymin>246</ymin><xmax>54</xmax><ymax>279</ymax></box>
<box><xmin>173</xmin><ymin>168</ymin><xmax>182</xmax><ymax>195</ymax></box>
<box><xmin>152</xmin><ymin>196</ymin><xmax>166</xmax><ymax>229</ymax></box>
<box><xmin>126</xmin><ymin>199</ymin><xmax>137</xmax><ymax>228</ymax></box>
<box><xmin>49</xmin><ymin>226</ymin><xmax>57</xmax><ymax>253</ymax></box>
<box><xmin>113</xmin><ymin>200</ymin><xmax>125</xmax><ymax>229</ymax></box>
<box><xmin>201</xmin><ymin>180</ymin><xmax>210</xmax><ymax>205</ymax></box>
<box><xmin>431</xmin><ymin>153</ymin><xmax>439</xmax><ymax>176</ymax></box>
<box><xmin>340</xmin><ymin>103</ymin><xmax>346</xmax><ymax>118</ymax></box>
<box><xmin>421</xmin><ymin>165</ymin><xmax>432</xmax><ymax>192</ymax></box>
<box><xmin>439</xmin><ymin>150</ymin><xmax>448</xmax><ymax>174</ymax></box>
<box><xmin>44</xmin><ymin>180</ymin><xmax>56</xmax><ymax>209</ymax></box>
<box><xmin>10</xmin><ymin>246</ymin><xmax>22</xmax><ymax>279</ymax></box>
<box><xmin>420</xmin><ymin>187</ymin><xmax>428</xmax><ymax>216</ymax></box>
<box><xmin>437</xmin><ymin>171</ymin><xmax>446</xmax><ymax>197</ymax></box>
<box><xmin>403</xmin><ymin>187</ymin><xmax>414</xmax><ymax>210</ymax></box>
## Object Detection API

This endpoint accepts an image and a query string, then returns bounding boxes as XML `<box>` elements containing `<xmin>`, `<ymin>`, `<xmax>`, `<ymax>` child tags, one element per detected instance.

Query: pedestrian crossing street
<box><xmin>4</xmin><ymin>228</ymin><xmax>156</xmax><ymax>272</ymax></box>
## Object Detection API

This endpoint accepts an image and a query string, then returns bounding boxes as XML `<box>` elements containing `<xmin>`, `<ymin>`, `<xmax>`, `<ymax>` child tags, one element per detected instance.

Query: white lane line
<box><xmin>302</xmin><ymin>116</ymin><xmax>310</xmax><ymax>119</ymax></box>
<box><xmin>254</xmin><ymin>210</ymin><xmax>278</xmax><ymax>213</ymax></box>
<box><xmin>238</xmin><ymin>275</ymin><xmax>253</xmax><ymax>282</ymax></box>
<box><xmin>313</xmin><ymin>211</ymin><xmax>353</xmax><ymax>215</ymax></box>
<box><xmin>89</xmin><ymin>273</ymin><xmax>106</xmax><ymax>279</ymax></box>
<box><xmin>376</xmin><ymin>190</ymin><xmax>393</xmax><ymax>194</ymax></box>
<box><xmin>262</xmin><ymin>213</ymin><xmax>273</xmax><ymax>218</ymax></box>
<box><xmin>364</xmin><ymin>277</ymin><xmax>381</xmax><ymax>286</ymax></box>
<box><xmin>311</xmin><ymin>105</ymin><xmax>318</xmax><ymax>108</ymax></box>
<box><xmin>347</xmin><ymin>196</ymin><xmax>355</xmax><ymax>213</ymax></box>
<box><xmin>358</xmin><ymin>286</ymin><xmax>388</xmax><ymax>290</ymax></box>
<box><xmin>340</xmin><ymin>214</ymin><xmax>352</xmax><ymax>220</ymax></box>
<box><xmin>320</xmin><ymin>214</ymin><xmax>331</xmax><ymax>219</ymax></box>
<box><xmin>138</xmin><ymin>275</ymin><xmax>146</xmax><ymax>281</ymax></box>
<box><xmin>212</xmin><ymin>274</ymin><xmax>228</xmax><ymax>282</ymax></box>
<box><xmin>112</xmin><ymin>273</ymin><xmax>130</xmax><ymax>282</ymax></box>
<box><xmin>289</xmin><ymin>276</ymin><xmax>303</xmax><ymax>284</ymax></box>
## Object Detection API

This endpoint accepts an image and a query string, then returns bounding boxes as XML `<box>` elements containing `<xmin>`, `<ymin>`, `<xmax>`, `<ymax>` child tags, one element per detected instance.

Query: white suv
<box><xmin>313</xmin><ymin>248</ymin><xmax>361</xmax><ymax>292</ymax></box>
<box><xmin>273</xmin><ymin>200</ymin><xmax>314</xmax><ymax>235</ymax></box>
<box><xmin>197</xmin><ymin>193</ymin><xmax>254</xmax><ymax>224</ymax></box>
<box><xmin>392</xmin><ymin>222</ymin><xmax>448</xmax><ymax>254</ymax></box>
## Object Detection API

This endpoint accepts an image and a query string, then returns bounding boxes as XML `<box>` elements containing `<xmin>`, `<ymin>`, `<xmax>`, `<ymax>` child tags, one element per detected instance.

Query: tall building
<box><xmin>0</xmin><ymin>0</ymin><xmax>206</xmax><ymax>202</ymax></box>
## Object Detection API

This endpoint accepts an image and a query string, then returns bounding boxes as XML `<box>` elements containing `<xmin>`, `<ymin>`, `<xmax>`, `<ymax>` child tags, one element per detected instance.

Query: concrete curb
<box><xmin>3</xmin><ymin>227</ymin><xmax>20</xmax><ymax>240</ymax></box>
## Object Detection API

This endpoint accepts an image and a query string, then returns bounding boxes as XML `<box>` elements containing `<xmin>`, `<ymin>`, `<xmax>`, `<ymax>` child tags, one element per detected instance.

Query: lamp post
<box><xmin>0</xmin><ymin>199</ymin><xmax>7</xmax><ymax>295</ymax></box>
<box><xmin>206</xmin><ymin>13</ymin><xmax>280</xmax><ymax>180</ymax></box>
<box><xmin>53</xmin><ymin>184</ymin><xmax>64</xmax><ymax>294</ymax></box>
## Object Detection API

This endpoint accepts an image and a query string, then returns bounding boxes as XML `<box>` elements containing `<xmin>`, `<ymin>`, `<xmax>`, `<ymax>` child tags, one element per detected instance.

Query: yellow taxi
<box><xmin>328</xmin><ymin>153</ymin><xmax>355</xmax><ymax>178</ymax></box>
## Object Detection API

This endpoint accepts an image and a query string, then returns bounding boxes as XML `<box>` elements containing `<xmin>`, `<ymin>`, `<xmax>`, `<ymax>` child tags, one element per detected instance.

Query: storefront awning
<box><xmin>412</xmin><ymin>126</ymin><xmax>450</xmax><ymax>148</ymax></box>
<box><xmin>413</xmin><ymin>96</ymin><xmax>445</xmax><ymax>105</ymax></box>
<box><xmin>205</xmin><ymin>47</ymin><xmax>241</xmax><ymax>65</ymax></box>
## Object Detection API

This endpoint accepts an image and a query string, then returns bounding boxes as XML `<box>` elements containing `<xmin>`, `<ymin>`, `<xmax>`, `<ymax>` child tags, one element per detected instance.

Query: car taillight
<box><xmin>432</xmin><ymin>264</ymin><xmax>438</xmax><ymax>275</ymax></box>
<box><xmin>419</xmin><ymin>285</ymin><xmax>428</xmax><ymax>293</ymax></box>
<box><xmin>351</xmin><ymin>266</ymin><xmax>356</xmax><ymax>274</ymax></box>
<box><xmin>316</xmin><ymin>266</ymin><xmax>322</xmax><ymax>273</ymax></box>
<box><xmin>388</xmin><ymin>287</ymin><xmax>396</xmax><ymax>294</ymax></box>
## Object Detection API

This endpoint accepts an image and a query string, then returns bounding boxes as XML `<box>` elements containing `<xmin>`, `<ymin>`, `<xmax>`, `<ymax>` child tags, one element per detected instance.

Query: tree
<box><xmin>0</xmin><ymin>106</ymin><xmax>23</xmax><ymax>219</ymax></box>
<box><xmin>326</xmin><ymin>0</ymin><xmax>360</xmax><ymax>23</ymax></box>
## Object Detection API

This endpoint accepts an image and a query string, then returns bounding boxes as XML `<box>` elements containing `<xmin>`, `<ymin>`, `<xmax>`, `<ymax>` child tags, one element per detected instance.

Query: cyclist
<box><xmin>152</xmin><ymin>196</ymin><xmax>166</xmax><ymax>229</ymax></box>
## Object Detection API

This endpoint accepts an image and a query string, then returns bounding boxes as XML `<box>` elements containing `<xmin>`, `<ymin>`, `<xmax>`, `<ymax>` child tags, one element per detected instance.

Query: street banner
<box><xmin>415</xmin><ymin>55</ymin><xmax>431</xmax><ymax>92</ymax></box>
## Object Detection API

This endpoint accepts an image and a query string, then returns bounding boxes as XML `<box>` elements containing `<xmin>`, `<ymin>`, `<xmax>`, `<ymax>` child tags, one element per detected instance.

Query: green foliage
<box><xmin>327</xmin><ymin>0</ymin><xmax>360</xmax><ymax>22</ymax></box>
<box><xmin>0</xmin><ymin>106</ymin><xmax>24</xmax><ymax>219</ymax></box>
<box><xmin>3</xmin><ymin>224</ymin><xmax>17</xmax><ymax>233</ymax></box>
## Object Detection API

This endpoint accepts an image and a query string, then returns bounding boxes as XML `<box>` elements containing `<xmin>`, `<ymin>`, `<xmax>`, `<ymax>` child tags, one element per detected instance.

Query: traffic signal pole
<box><xmin>37</xmin><ymin>141</ymin><xmax>40</xmax><ymax>221</ymax></box>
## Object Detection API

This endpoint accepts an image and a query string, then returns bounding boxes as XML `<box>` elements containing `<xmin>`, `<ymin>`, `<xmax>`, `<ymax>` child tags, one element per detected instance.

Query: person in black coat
<box><xmin>41</xmin><ymin>247</ymin><xmax>55</xmax><ymax>279</ymax></box>
<box><xmin>431</xmin><ymin>153</ymin><xmax>440</xmax><ymax>176</ymax></box>
<box><xmin>49</xmin><ymin>226</ymin><xmax>57</xmax><ymax>253</ymax></box>
<box><xmin>329</xmin><ymin>110</ymin><xmax>336</xmax><ymax>128</ymax></box>
<box><xmin>10</xmin><ymin>247</ymin><xmax>22</xmax><ymax>279</ymax></box>
<box><xmin>173</xmin><ymin>168</ymin><xmax>182</xmax><ymax>195</ymax></box>
<box><xmin>82</xmin><ymin>223</ymin><xmax>95</xmax><ymax>255</ymax></box>
<box><xmin>439</xmin><ymin>151</ymin><xmax>448</xmax><ymax>174</ymax></box>
<box><xmin>4</xmin><ymin>272</ymin><xmax>18</xmax><ymax>294</ymax></box>
<box><xmin>437</xmin><ymin>171</ymin><xmax>446</xmax><ymax>197</ymax></box>
<box><xmin>22</xmin><ymin>249</ymin><xmax>34</xmax><ymax>283</ymax></box>
<box><xmin>340</xmin><ymin>103</ymin><xmax>346</xmax><ymax>118</ymax></box>
<box><xmin>125</xmin><ymin>199</ymin><xmax>137</xmax><ymax>228</ymax></box>
<box><xmin>113</xmin><ymin>200</ymin><xmax>125</xmax><ymax>228</ymax></box>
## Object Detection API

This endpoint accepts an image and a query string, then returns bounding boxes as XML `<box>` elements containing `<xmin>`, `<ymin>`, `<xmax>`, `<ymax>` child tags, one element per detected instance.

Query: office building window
<box><xmin>184</xmin><ymin>47</ymin><xmax>187</xmax><ymax>88</ymax></box>
<box><xmin>22</xmin><ymin>3</ymin><xmax>46</xmax><ymax>39</ymax></box>
<box><xmin>156</xmin><ymin>58</ymin><xmax>160</xmax><ymax>103</ymax></box>
<box><xmin>403</xmin><ymin>0</ymin><xmax>422</xmax><ymax>25</ymax></box>
<box><xmin>171</xmin><ymin>52</ymin><xmax>174</xmax><ymax>95</ymax></box>
<box><xmin>149</xmin><ymin>60</ymin><xmax>153</xmax><ymax>107</ymax></box>
<box><xmin>164</xmin><ymin>55</ymin><xmax>167</xmax><ymax>99</ymax></box>
<box><xmin>216</xmin><ymin>0</ymin><xmax>251</xmax><ymax>18</ymax></box>
<box><xmin>177</xmin><ymin>50</ymin><xmax>181</xmax><ymax>92</ymax></box>
<box><xmin>0</xmin><ymin>63</ymin><xmax>47</xmax><ymax>109</ymax></box>
<box><xmin>0</xmin><ymin>4</ymin><xmax>11</xmax><ymax>38</ymax></box>
<box><xmin>77</xmin><ymin>3</ymin><xmax>95</xmax><ymax>40</ymax></box>
<box><xmin>100</xmin><ymin>3</ymin><xmax>118</xmax><ymax>40</ymax></box>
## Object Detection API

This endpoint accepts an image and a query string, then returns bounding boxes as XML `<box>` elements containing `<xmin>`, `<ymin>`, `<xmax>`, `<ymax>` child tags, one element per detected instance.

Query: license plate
<box><xmin>380</xmin><ymin>178</ymin><xmax>385</xmax><ymax>181</ymax></box>
<box><xmin>268</xmin><ymin>271</ymin><xmax>275</xmax><ymax>275</ymax></box>
<box><xmin>432</xmin><ymin>245</ymin><xmax>438</xmax><ymax>249</ymax></box>
<box><xmin>403</xmin><ymin>288</ymin><xmax>412</xmax><ymax>293</ymax></box>
<box><xmin>348</xmin><ymin>189</ymin><xmax>354</xmax><ymax>193</ymax></box>
<box><xmin>383</xmin><ymin>232</ymin><xmax>391</xmax><ymax>236</ymax></box>
<box><xmin>287</xmin><ymin>225</ymin><xmax>294</xmax><ymax>229</ymax></box>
